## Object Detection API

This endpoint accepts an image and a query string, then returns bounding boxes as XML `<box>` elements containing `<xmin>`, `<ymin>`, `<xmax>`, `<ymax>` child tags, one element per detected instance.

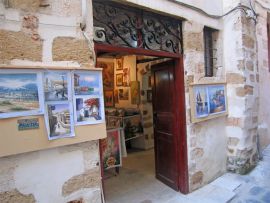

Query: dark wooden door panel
<box><xmin>152</xmin><ymin>60</ymin><xmax>179</xmax><ymax>190</ymax></box>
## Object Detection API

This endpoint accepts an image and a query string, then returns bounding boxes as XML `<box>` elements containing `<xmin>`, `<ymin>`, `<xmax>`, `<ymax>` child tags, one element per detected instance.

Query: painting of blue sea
<box><xmin>74</xmin><ymin>71</ymin><xmax>101</xmax><ymax>95</ymax></box>
<box><xmin>0</xmin><ymin>73</ymin><xmax>40</xmax><ymax>115</ymax></box>
<box><xmin>208</xmin><ymin>85</ymin><xmax>226</xmax><ymax>115</ymax></box>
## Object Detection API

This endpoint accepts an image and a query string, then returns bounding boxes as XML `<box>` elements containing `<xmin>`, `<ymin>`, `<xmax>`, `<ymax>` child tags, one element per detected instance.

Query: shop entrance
<box><xmin>93</xmin><ymin>0</ymin><xmax>188</xmax><ymax>200</ymax></box>
<box><xmin>95</xmin><ymin>43</ymin><xmax>188</xmax><ymax>202</ymax></box>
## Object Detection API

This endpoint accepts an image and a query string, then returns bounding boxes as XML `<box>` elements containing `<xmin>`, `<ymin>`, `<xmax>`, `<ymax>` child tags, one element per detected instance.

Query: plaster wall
<box><xmin>0</xmin><ymin>0</ymin><xmax>103</xmax><ymax>202</ymax></box>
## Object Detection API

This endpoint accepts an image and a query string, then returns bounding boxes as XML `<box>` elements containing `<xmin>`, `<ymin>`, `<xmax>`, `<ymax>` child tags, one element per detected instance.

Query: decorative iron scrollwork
<box><xmin>93</xmin><ymin>0</ymin><xmax>182</xmax><ymax>54</ymax></box>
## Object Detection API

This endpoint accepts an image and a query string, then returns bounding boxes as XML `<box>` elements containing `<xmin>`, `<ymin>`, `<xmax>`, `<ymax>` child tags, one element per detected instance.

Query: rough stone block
<box><xmin>250</xmin><ymin>74</ymin><xmax>255</xmax><ymax>82</ymax></box>
<box><xmin>8</xmin><ymin>0</ymin><xmax>41</xmax><ymax>12</ymax></box>
<box><xmin>256</xmin><ymin>74</ymin><xmax>259</xmax><ymax>82</ymax></box>
<box><xmin>0</xmin><ymin>30</ymin><xmax>42</xmax><ymax>62</ymax></box>
<box><xmin>0</xmin><ymin>189</ymin><xmax>35</xmax><ymax>203</ymax></box>
<box><xmin>246</xmin><ymin>61</ymin><xmax>254</xmax><ymax>71</ymax></box>
<box><xmin>62</xmin><ymin>168</ymin><xmax>100</xmax><ymax>196</ymax></box>
<box><xmin>191</xmin><ymin>171</ymin><xmax>203</xmax><ymax>185</ymax></box>
<box><xmin>22</xmin><ymin>15</ymin><xmax>40</xmax><ymax>41</ymax></box>
<box><xmin>242</xmin><ymin>34</ymin><xmax>255</xmax><ymax>49</ymax></box>
<box><xmin>183</xmin><ymin>32</ymin><xmax>203</xmax><ymax>51</ymax></box>
<box><xmin>235</xmin><ymin>85</ymin><xmax>254</xmax><ymax>97</ymax></box>
<box><xmin>228</xmin><ymin>137</ymin><xmax>240</xmax><ymax>146</ymax></box>
<box><xmin>226</xmin><ymin>73</ymin><xmax>245</xmax><ymax>84</ymax></box>
<box><xmin>52</xmin><ymin>37</ymin><xmax>93</xmax><ymax>64</ymax></box>
<box><xmin>191</xmin><ymin>148</ymin><xmax>204</xmax><ymax>160</ymax></box>
<box><xmin>143</xmin><ymin>122</ymin><xmax>153</xmax><ymax>128</ymax></box>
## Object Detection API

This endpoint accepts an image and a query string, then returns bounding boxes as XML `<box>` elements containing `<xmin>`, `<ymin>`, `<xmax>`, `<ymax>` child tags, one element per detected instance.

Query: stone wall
<box><xmin>224</xmin><ymin>1</ymin><xmax>259</xmax><ymax>174</ymax></box>
<box><xmin>256</xmin><ymin>1</ymin><xmax>270</xmax><ymax>150</ymax></box>
<box><xmin>182</xmin><ymin>20</ymin><xmax>227</xmax><ymax>191</ymax></box>
<box><xmin>0</xmin><ymin>0</ymin><xmax>102</xmax><ymax>202</ymax></box>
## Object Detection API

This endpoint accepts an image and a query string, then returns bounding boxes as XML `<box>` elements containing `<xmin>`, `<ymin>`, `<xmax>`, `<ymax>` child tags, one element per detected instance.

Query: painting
<box><xmin>74</xmin><ymin>71</ymin><xmax>102</xmax><ymax>95</ymax></box>
<box><xmin>107</xmin><ymin>116</ymin><xmax>122</xmax><ymax>128</ymax></box>
<box><xmin>190</xmin><ymin>83</ymin><xmax>227</xmax><ymax>123</ymax></box>
<box><xmin>116</xmin><ymin>74</ymin><xmax>123</xmax><ymax>86</ymax></box>
<box><xmin>46</xmin><ymin>103</ymin><xmax>74</xmax><ymax>140</ymax></box>
<box><xmin>119</xmin><ymin>88</ymin><xmax>129</xmax><ymax>100</ymax></box>
<box><xmin>147</xmin><ymin>90</ymin><xmax>152</xmax><ymax>102</ymax></box>
<box><xmin>116</xmin><ymin>58</ymin><xmax>123</xmax><ymax>70</ymax></box>
<box><xmin>97</xmin><ymin>61</ymin><xmax>114</xmax><ymax>90</ymax></box>
<box><xmin>44</xmin><ymin>71</ymin><xmax>69</xmax><ymax>101</ymax></box>
<box><xmin>208</xmin><ymin>85</ymin><xmax>226</xmax><ymax>115</ymax></box>
<box><xmin>0</xmin><ymin>71</ymin><xmax>44</xmax><ymax>119</ymax></box>
<box><xmin>75</xmin><ymin>96</ymin><xmax>104</xmax><ymax>125</ymax></box>
<box><xmin>114</xmin><ymin>89</ymin><xmax>119</xmax><ymax>104</ymax></box>
<box><xmin>194</xmin><ymin>86</ymin><xmax>209</xmax><ymax>118</ymax></box>
<box><xmin>100</xmin><ymin>129</ymin><xmax>122</xmax><ymax>170</ymax></box>
<box><xmin>104</xmin><ymin>90</ymin><xmax>114</xmax><ymax>107</ymax></box>
<box><xmin>130</xmin><ymin>81</ymin><xmax>140</xmax><ymax>104</ymax></box>
<box><xmin>123</xmin><ymin>67</ymin><xmax>130</xmax><ymax>86</ymax></box>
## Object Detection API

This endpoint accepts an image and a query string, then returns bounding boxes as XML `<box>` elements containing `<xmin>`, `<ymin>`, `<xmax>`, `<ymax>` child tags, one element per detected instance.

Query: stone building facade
<box><xmin>0</xmin><ymin>0</ymin><xmax>270</xmax><ymax>202</ymax></box>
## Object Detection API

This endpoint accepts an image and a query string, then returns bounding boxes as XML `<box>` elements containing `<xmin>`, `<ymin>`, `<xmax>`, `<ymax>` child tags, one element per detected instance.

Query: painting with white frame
<box><xmin>0</xmin><ymin>69</ymin><xmax>44</xmax><ymax>119</ymax></box>
<box><xmin>72</xmin><ymin>70</ymin><xmax>105</xmax><ymax>125</ymax></box>
<box><xmin>43</xmin><ymin>70</ymin><xmax>75</xmax><ymax>140</ymax></box>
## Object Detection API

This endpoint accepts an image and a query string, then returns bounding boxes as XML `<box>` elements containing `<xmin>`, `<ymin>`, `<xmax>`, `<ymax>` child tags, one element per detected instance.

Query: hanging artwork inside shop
<box><xmin>45</xmin><ymin>103</ymin><xmax>74</xmax><ymax>140</ymax></box>
<box><xmin>0</xmin><ymin>70</ymin><xmax>44</xmax><ymax>119</ymax></box>
<box><xmin>118</xmin><ymin>88</ymin><xmax>129</xmax><ymax>100</ymax></box>
<box><xmin>116</xmin><ymin>73</ymin><xmax>123</xmax><ymax>86</ymax></box>
<box><xmin>44</xmin><ymin>71</ymin><xmax>69</xmax><ymax>101</ymax></box>
<box><xmin>100</xmin><ymin>129</ymin><xmax>122</xmax><ymax>170</ymax></box>
<box><xmin>190</xmin><ymin>83</ymin><xmax>227</xmax><ymax>123</ymax></box>
<box><xmin>104</xmin><ymin>90</ymin><xmax>114</xmax><ymax>107</ymax></box>
<box><xmin>123</xmin><ymin>67</ymin><xmax>130</xmax><ymax>86</ymax></box>
<box><xmin>194</xmin><ymin>86</ymin><xmax>209</xmax><ymax>118</ymax></box>
<box><xmin>114</xmin><ymin>89</ymin><xmax>119</xmax><ymax>104</ymax></box>
<box><xmin>73</xmin><ymin>70</ymin><xmax>105</xmax><ymax>125</ymax></box>
<box><xmin>97</xmin><ymin>61</ymin><xmax>114</xmax><ymax>90</ymax></box>
<box><xmin>130</xmin><ymin>81</ymin><xmax>140</xmax><ymax>104</ymax></box>
<box><xmin>147</xmin><ymin>90</ymin><xmax>152</xmax><ymax>102</ymax></box>
<box><xmin>116</xmin><ymin>58</ymin><xmax>123</xmax><ymax>70</ymax></box>
<box><xmin>74</xmin><ymin>71</ymin><xmax>101</xmax><ymax>95</ymax></box>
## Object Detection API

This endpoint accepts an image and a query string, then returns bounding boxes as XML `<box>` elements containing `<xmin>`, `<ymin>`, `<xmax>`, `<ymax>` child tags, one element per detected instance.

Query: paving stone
<box><xmin>245</xmin><ymin>199</ymin><xmax>262</xmax><ymax>203</ymax></box>
<box><xmin>249</xmin><ymin>186</ymin><xmax>265</xmax><ymax>195</ymax></box>
<box><xmin>262</xmin><ymin>191</ymin><xmax>270</xmax><ymax>203</ymax></box>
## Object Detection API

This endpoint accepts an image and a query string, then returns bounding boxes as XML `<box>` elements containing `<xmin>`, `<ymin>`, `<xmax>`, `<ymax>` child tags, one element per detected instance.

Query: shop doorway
<box><xmin>95</xmin><ymin>43</ymin><xmax>188</xmax><ymax>201</ymax></box>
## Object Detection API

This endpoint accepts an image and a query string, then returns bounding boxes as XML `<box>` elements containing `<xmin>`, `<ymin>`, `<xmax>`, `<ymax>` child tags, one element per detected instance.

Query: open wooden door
<box><xmin>152</xmin><ymin>60</ymin><xmax>179</xmax><ymax>190</ymax></box>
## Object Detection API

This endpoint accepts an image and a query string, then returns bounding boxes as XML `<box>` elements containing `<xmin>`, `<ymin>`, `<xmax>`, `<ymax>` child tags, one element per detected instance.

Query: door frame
<box><xmin>95</xmin><ymin>43</ymin><xmax>189</xmax><ymax>194</ymax></box>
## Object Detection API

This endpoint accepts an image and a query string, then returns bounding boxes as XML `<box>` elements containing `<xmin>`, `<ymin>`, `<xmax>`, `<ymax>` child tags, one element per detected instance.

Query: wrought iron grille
<box><xmin>93</xmin><ymin>0</ymin><xmax>183</xmax><ymax>54</ymax></box>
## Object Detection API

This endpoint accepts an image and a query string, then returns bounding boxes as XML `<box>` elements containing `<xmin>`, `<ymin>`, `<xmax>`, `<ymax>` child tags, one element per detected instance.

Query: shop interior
<box><xmin>98</xmin><ymin>54</ymin><xmax>174</xmax><ymax>202</ymax></box>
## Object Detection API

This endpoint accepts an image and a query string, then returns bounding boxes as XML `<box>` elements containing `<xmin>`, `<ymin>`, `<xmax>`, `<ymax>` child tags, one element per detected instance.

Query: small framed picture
<box><xmin>116</xmin><ymin>74</ymin><xmax>123</xmax><ymax>86</ymax></box>
<box><xmin>104</xmin><ymin>90</ymin><xmax>114</xmax><ymax>107</ymax></box>
<box><xmin>116</xmin><ymin>58</ymin><xmax>123</xmax><ymax>70</ymax></box>
<box><xmin>147</xmin><ymin>90</ymin><xmax>152</xmax><ymax>102</ymax></box>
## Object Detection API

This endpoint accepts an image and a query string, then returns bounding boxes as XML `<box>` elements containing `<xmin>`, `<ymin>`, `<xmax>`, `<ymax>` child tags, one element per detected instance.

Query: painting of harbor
<box><xmin>74</xmin><ymin>71</ymin><xmax>101</xmax><ymax>95</ymax></box>
<box><xmin>44</xmin><ymin>72</ymin><xmax>68</xmax><ymax>101</ymax></box>
<box><xmin>47</xmin><ymin>103</ymin><xmax>73</xmax><ymax>139</ymax></box>
<box><xmin>0</xmin><ymin>73</ymin><xmax>41</xmax><ymax>118</ymax></box>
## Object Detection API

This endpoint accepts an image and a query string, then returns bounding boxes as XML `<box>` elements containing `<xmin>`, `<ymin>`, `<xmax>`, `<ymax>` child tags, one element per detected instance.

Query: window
<box><xmin>204</xmin><ymin>27</ymin><xmax>218</xmax><ymax>77</ymax></box>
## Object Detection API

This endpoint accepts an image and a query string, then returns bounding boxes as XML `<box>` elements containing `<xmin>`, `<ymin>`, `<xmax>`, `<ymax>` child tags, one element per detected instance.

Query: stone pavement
<box><xmin>104</xmin><ymin>146</ymin><xmax>270</xmax><ymax>203</ymax></box>
<box><xmin>229</xmin><ymin>145</ymin><xmax>270</xmax><ymax>203</ymax></box>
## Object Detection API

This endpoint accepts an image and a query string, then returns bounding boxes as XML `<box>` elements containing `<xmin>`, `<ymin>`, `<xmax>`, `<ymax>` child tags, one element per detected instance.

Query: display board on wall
<box><xmin>189</xmin><ymin>83</ymin><xmax>228</xmax><ymax>123</ymax></box>
<box><xmin>0</xmin><ymin>66</ymin><xmax>106</xmax><ymax>158</ymax></box>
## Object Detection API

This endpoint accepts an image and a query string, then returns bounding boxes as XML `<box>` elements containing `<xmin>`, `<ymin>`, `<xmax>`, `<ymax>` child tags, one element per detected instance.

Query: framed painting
<box><xmin>119</xmin><ymin>88</ymin><xmax>129</xmax><ymax>100</ymax></box>
<box><xmin>104</xmin><ymin>90</ymin><xmax>114</xmax><ymax>107</ymax></box>
<box><xmin>130</xmin><ymin>81</ymin><xmax>140</xmax><ymax>104</ymax></box>
<box><xmin>116</xmin><ymin>74</ymin><xmax>123</xmax><ymax>86</ymax></box>
<box><xmin>97</xmin><ymin>61</ymin><xmax>114</xmax><ymax>90</ymax></box>
<box><xmin>0</xmin><ymin>69</ymin><xmax>44</xmax><ymax>119</ymax></box>
<box><xmin>189</xmin><ymin>83</ymin><xmax>228</xmax><ymax>123</ymax></box>
<box><xmin>116</xmin><ymin>58</ymin><xmax>123</xmax><ymax>70</ymax></box>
